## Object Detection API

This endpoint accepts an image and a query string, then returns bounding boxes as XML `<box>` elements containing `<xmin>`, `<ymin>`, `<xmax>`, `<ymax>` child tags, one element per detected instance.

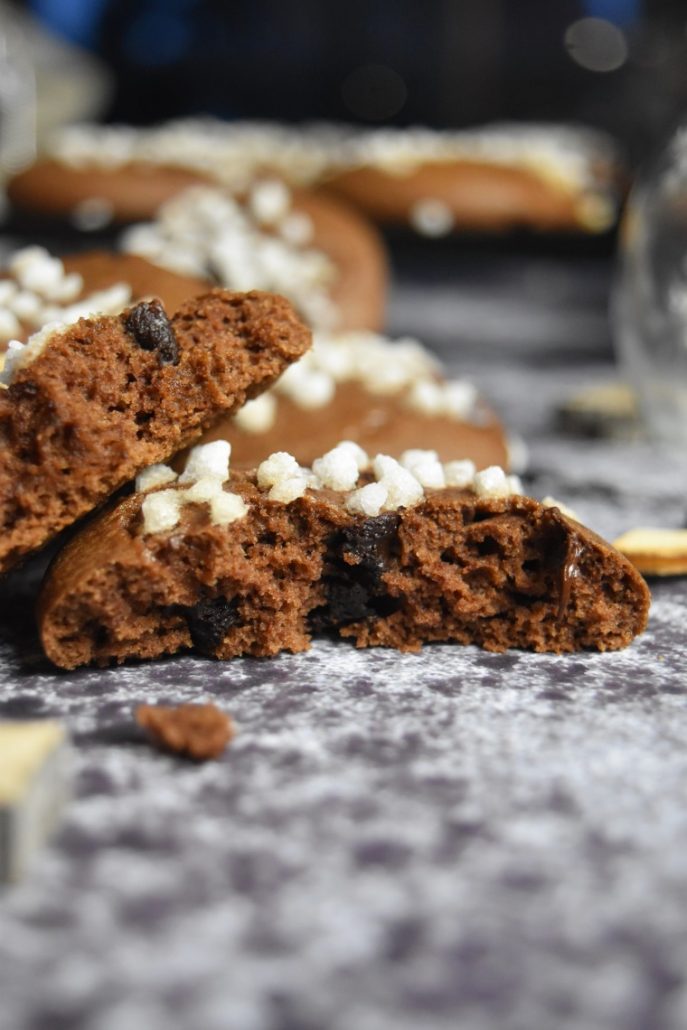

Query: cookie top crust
<box><xmin>328</xmin><ymin>123</ymin><xmax>620</xmax><ymax>196</ymax></box>
<box><xmin>233</xmin><ymin>330</ymin><xmax>480</xmax><ymax>427</ymax></box>
<box><xmin>37</xmin><ymin>119</ymin><xmax>618</xmax><ymax>196</ymax></box>
<box><xmin>135</xmin><ymin>441</ymin><xmax>522</xmax><ymax>537</ymax></box>
<box><xmin>45</xmin><ymin>120</ymin><xmax>334</xmax><ymax>189</ymax></box>
<box><xmin>0</xmin><ymin>247</ymin><xmax>207</xmax><ymax>349</ymax></box>
<box><xmin>122</xmin><ymin>184</ymin><xmax>339</xmax><ymax>331</ymax></box>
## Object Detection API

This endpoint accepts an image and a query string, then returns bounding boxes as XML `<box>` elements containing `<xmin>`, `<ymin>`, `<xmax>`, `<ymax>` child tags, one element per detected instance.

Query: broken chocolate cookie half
<box><xmin>0</xmin><ymin>288</ymin><xmax>310</xmax><ymax>574</ymax></box>
<box><xmin>38</xmin><ymin>441</ymin><xmax>650</xmax><ymax>669</ymax></box>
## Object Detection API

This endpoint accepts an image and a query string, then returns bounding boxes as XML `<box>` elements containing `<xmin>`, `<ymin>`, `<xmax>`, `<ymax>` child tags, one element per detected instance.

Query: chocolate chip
<box><xmin>340</xmin><ymin>513</ymin><xmax>400</xmax><ymax>586</ymax></box>
<box><xmin>309</xmin><ymin>579</ymin><xmax>398</xmax><ymax>632</ymax></box>
<box><xmin>309</xmin><ymin>513</ymin><xmax>400</xmax><ymax>632</ymax></box>
<box><xmin>124</xmin><ymin>299</ymin><xmax>179</xmax><ymax>365</ymax></box>
<box><xmin>185</xmin><ymin>596</ymin><xmax>239</xmax><ymax>656</ymax></box>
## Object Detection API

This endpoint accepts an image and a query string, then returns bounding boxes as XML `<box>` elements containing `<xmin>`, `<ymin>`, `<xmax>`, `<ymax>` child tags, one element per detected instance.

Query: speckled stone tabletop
<box><xmin>1</xmin><ymin>235</ymin><xmax>687</xmax><ymax>1030</ymax></box>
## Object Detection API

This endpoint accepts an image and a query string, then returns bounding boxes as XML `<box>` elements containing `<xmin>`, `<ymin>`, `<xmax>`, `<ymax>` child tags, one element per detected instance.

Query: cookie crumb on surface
<box><xmin>135</xmin><ymin>703</ymin><xmax>235</xmax><ymax>760</ymax></box>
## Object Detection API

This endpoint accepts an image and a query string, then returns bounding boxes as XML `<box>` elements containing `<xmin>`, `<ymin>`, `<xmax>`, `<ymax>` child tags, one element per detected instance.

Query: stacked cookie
<box><xmin>0</xmin><ymin>118</ymin><xmax>649</xmax><ymax>667</ymax></box>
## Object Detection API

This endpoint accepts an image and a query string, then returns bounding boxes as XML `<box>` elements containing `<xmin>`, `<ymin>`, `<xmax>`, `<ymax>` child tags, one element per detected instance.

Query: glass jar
<box><xmin>614</xmin><ymin>124</ymin><xmax>687</xmax><ymax>444</ymax></box>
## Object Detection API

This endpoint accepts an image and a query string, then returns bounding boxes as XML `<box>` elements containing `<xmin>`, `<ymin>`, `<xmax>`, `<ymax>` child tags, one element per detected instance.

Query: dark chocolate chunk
<box><xmin>309</xmin><ymin>513</ymin><xmax>401</xmax><ymax>632</ymax></box>
<box><xmin>124</xmin><ymin>299</ymin><xmax>179</xmax><ymax>365</ymax></box>
<box><xmin>184</xmin><ymin>596</ymin><xmax>239</xmax><ymax>656</ymax></box>
<box><xmin>340</xmin><ymin>512</ymin><xmax>400</xmax><ymax>587</ymax></box>
<box><xmin>531</xmin><ymin>507</ymin><xmax>585</xmax><ymax>618</ymax></box>
<box><xmin>309</xmin><ymin>578</ymin><xmax>399</xmax><ymax>632</ymax></box>
<box><xmin>558</xmin><ymin>532</ymin><xmax>585</xmax><ymax>618</ymax></box>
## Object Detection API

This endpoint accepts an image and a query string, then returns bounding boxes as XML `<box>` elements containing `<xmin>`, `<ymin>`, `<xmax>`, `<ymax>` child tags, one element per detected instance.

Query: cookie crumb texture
<box><xmin>0</xmin><ymin>290</ymin><xmax>310</xmax><ymax>573</ymax></box>
<box><xmin>136</xmin><ymin>703</ymin><xmax>234</xmax><ymax>760</ymax></box>
<box><xmin>39</xmin><ymin>477</ymin><xmax>650</xmax><ymax>669</ymax></box>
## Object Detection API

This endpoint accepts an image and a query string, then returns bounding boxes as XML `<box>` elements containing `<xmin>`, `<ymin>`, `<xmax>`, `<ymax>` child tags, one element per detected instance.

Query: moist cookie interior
<box><xmin>39</xmin><ymin>452</ymin><xmax>649</xmax><ymax>668</ymax></box>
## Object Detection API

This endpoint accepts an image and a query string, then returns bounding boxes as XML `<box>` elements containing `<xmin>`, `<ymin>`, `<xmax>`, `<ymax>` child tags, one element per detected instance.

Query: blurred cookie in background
<box><xmin>0</xmin><ymin>246</ymin><xmax>207</xmax><ymax>350</ymax></box>
<box><xmin>121</xmin><ymin>182</ymin><xmax>387</xmax><ymax>332</ymax></box>
<box><xmin>318</xmin><ymin>124</ymin><xmax>624</xmax><ymax>237</ymax></box>
<box><xmin>188</xmin><ymin>329</ymin><xmax>510</xmax><ymax>471</ymax></box>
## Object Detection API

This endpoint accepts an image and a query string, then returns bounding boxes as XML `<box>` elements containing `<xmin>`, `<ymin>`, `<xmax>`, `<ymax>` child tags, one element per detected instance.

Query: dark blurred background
<box><xmin>15</xmin><ymin>0</ymin><xmax>687</xmax><ymax>162</ymax></box>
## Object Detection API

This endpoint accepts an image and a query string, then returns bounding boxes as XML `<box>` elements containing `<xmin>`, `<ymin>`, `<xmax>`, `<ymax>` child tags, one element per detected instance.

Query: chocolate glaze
<box><xmin>558</xmin><ymin>534</ymin><xmax>585</xmax><ymax>619</ymax></box>
<box><xmin>539</xmin><ymin>506</ymin><xmax>586</xmax><ymax>619</ymax></box>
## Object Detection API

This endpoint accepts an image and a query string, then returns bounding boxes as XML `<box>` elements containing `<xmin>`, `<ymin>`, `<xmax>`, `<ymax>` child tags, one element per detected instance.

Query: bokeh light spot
<box><xmin>564</xmin><ymin>17</ymin><xmax>628</xmax><ymax>72</ymax></box>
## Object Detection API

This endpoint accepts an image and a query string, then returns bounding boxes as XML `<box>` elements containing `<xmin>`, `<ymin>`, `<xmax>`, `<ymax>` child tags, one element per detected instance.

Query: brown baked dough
<box><xmin>136</xmin><ymin>703</ymin><xmax>235</xmax><ymax>760</ymax></box>
<box><xmin>39</xmin><ymin>474</ymin><xmax>650</xmax><ymax>669</ymax></box>
<box><xmin>195</xmin><ymin>381</ymin><xmax>509</xmax><ymax>470</ymax></box>
<box><xmin>62</xmin><ymin>251</ymin><xmax>208</xmax><ymax>318</ymax></box>
<box><xmin>290</xmin><ymin>189</ymin><xmax>387</xmax><ymax>331</ymax></box>
<box><xmin>7</xmin><ymin>159</ymin><xmax>212</xmax><ymax>223</ymax></box>
<box><xmin>322</xmin><ymin>159</ymin><xmax>616</xmax><ymax>234</ymax></box>
<box><xmin>0</xmin><ymin>290</ymin><xmax>310</xmax><ymax>574</ymax></box>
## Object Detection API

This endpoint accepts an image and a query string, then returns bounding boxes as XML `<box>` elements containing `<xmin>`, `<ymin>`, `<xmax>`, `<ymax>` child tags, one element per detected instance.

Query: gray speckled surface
<box><xmin>1</xmin><ymin>240</ymin><xmax>687</xmax><ymax>1030</ymax></box>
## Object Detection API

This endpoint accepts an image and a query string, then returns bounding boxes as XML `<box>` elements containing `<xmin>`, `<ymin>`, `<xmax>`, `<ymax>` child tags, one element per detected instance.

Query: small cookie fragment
<box><xmin>613</xmin><ymin>527</ymin><xmax>687</xmax><ymax>576</ymax></box>
<box><xmin>0</xmin><ymin>721</ymin><xmax>70</xmax><ymax>882</ymax></box>
<box><xmin>556</xmin><ymin>382</ymin><xmax>640</xmax><ymax>439</ymax></box>
<box><xmin>136</xmin><ymin>703</ymin><xmax>235</xmax><ymax>760</ymax></box>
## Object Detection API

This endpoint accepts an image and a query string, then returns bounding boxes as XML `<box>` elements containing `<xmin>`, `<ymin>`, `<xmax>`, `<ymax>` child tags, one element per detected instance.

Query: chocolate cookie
<box><xmin>0</xmin><ymin>290</ymin><xmax>310</xmax><ymax>574</ymax></box>
<box><xmin>38</xmin><ymin>442</ymin><xmax>650</xmax><ymax>669</ymax></box>
<box><xmin>0</xmin><ymin>247</ymin><xmax>207</xmax><ymax>349</ymax></box>
<box><xmin>192</xmin><ymin>330</ymin><xmax>509</xmax><ymax>469</ymax></box>
<box><xmin>320</xmin><ymin>124</ymin><xmax>622</xmax><ymax>235</ymax></box>
<box><xmin>5</xmin><ymin>120</ymin><xmax>330</xmax><ymax>222</ymax></box>
<box><xmin>6</xmin><ymin>158</ymin><xmax>211</xmax><ymax>226</ymax></box>
<box><xmin>122</xmin><ymin>182</ymin><xmax>387</xmax><ymax>332</ymax></box>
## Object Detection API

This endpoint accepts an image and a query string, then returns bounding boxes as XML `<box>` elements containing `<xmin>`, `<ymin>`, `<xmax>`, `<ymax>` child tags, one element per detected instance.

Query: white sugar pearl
<box><xmin>443</xmin><ymin>460</ymin><xmax>476</xmax><ymax>488</ymax></box>
<box><xmin>210</xmin><ymin>491</ymin><xmax>248</xmax><ymax>525</ymax></box>
<box><xmin>268</xmin><ymin>476</ymin><xmax>308</xmax><ymax>503</ymax></box>
<box><xmin>473</xmin><ymin>466</ymin><xmax>510</xmax><ymax>498</ymax></box>
<box><xmin>257</xmin><ymin>451</ymin><xmax>301</xmax><ymax>488</ymax></box>
<box><xmin>312</xmin><ymin>445</ymin><xmax>361</xmax><ymax>492</ymax></box>
<box><xmin>232</xmin><ymin>393</ymin><xmax>277</xmax><ymax>434</ymax></box>
<box><xmin>141</xmin><ymin>490</ymin><xmax>182</xmax><ymax>534</ymax></box>
<box><xmin>179</xmin><ymin>441</ymin><xmax>231</xmax><ymax>484</ymax></box>
<box><xmin>346</xmin><ymin>482</ymin><xmax>388</xmax><ymax>517</ymax></box>
<box><xmin>135</xmin><ymin>464</ymin><xmax>178</xmax><ymax>493</ymax></box>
